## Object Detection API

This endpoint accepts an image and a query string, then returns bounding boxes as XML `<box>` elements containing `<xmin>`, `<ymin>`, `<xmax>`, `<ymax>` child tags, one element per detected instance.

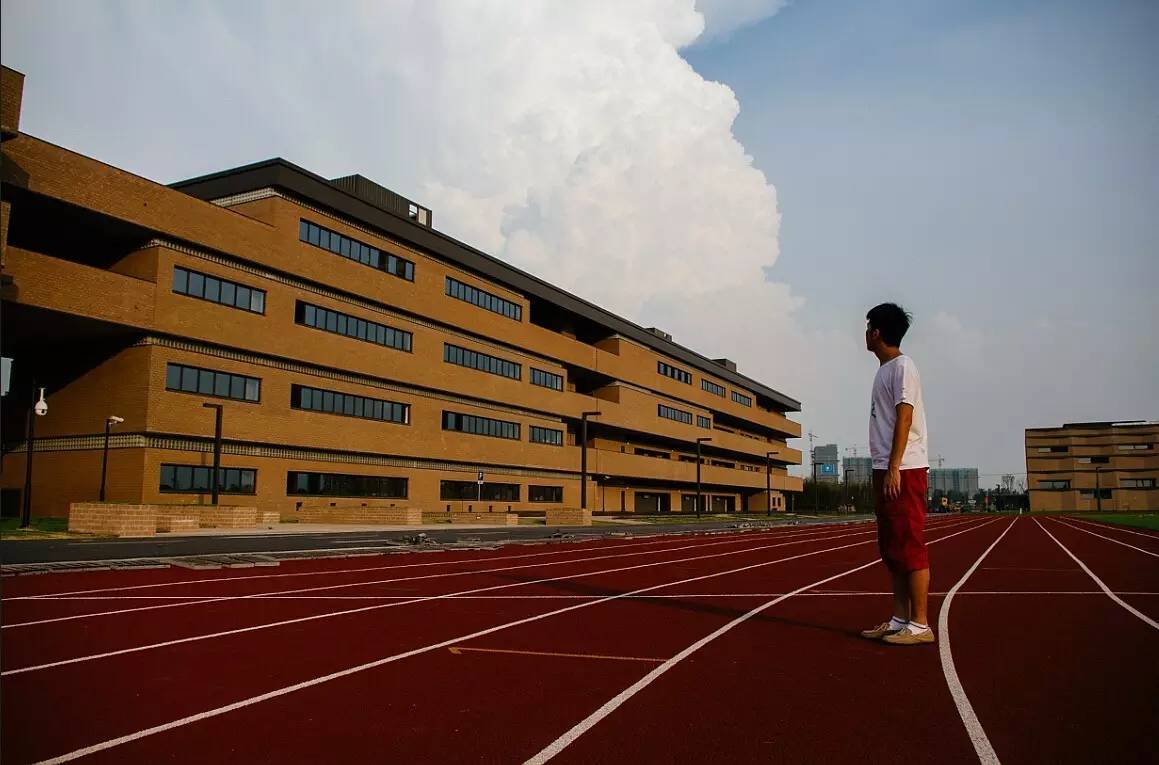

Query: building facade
<box><xmin>0</xmin><ymin>67</ymin><xmax>803</xmax><ymax>519</ymax></box>
<box><xmin>1026</xmin><ymin>421</ymin><xmax>1157</xmax><ymax>512</ymax></box>
<box><xmin>813</xmin><ymin>444</ymin><xmax>838</xmax><ymax>483</ymax></box>
<box><xmin>929</xmin><ymin>468</ymin><xmax>979</xmax><ymax>497</ymax></box>
<box><xmin>842</xmin><ymin>456</ymin><xmax>873</xmax><ymax>485</ymax></box>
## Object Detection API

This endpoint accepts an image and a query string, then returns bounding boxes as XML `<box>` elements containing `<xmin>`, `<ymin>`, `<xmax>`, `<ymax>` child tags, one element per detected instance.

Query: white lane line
<box><xmin>4</xmin><ymin>527</ymin><xmax>849</xmax><ymax>629</ymax></box>
<box><xmin>3</xmin><ymin>520</ymin><xmax>938</xmax><ymax>675</ymax></box>
<box><xmin>1035</xmin><ymin>519</ymin><xmax>1158</xmax><ymax>630</ymax></box>
<box><xmin>937</xmin><ymin>518</ymin><xmax>1017</xmax><ymax>765</ymax></box>
<box><xmin>521</xmin><ymin>518</ymin><xmax>1000</xmax><ymax>765</ymax></box>
<box><xmin>8</xmin><ymin>523</ymin><xmax>842</xmax><ymax>600</ymax></box>
<box><xmin>1064</xmin><ymin>516</ymin><xmax>1159</xmax><ymax>541</ymax></box>
<box><xmin>1052</xmin><ymin>519</ymin><xmax>1159</xmax><ymax>558</ymax></box>
<box><xmin>28</xmin><ymin>518</ymin><xmax>991</xmax><ymax>764</ymax></box>
<box><xmin>22</xmin><ymin>590</ymin><xmax>1158</xmax><ymax>601</ymax></box>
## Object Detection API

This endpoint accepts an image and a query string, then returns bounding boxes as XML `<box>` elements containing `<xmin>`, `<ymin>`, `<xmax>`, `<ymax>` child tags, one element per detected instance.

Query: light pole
<box><xmin>579</xmin><ymin>411</ymin><xmax>601</xmax><ymax>510</ymax></box>
<box><xmin>21</xmin><ymin>384</ymin><xmax>49</xmax><ymax>528</ymax></box>
<box><xmin>203</xmin><ymin>403</ymin><xmax>224</xmax><ymax>506</ymax></box>
<box><xmin>845</xmin><ymin>468</ymin><xmax>855</xmax><ymax>513</ymax></box>
<box><xmin>1094</xmin><ymin>466</ymin><xmax>1102</xmax><ymax>513</ymax></box>
<box><xmin>766</xmin><ymin>451</ymin><xmax>776</xmax><ymax>516</ymax></box>
<box><xmin>696</xmin><ymin>437</ymin><xmax>712</xmax><ymax>518</ymax></box>
<box><xmin>99</xmin><ymin>416</ymin><xmax>125</xmax><ymax>502</ymax></box>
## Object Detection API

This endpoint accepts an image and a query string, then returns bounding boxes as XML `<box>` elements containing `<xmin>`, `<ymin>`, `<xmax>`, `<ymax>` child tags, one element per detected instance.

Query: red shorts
<box><xmin>873</xmin><ymin>468</ymin><xmax>929</xmax><ymax>573</ymax></box>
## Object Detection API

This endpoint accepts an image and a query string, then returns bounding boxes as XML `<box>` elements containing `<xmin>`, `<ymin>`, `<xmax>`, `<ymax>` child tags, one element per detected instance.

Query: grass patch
<box><xmin>1076</xmin><ymin>513</ymin><xmax>1159</xmax><ymax>531</ymax></box>
<box><xmin>0</xmin><ymin>516</ymin><xmax>75</xmax><ymax>539</ymax></box>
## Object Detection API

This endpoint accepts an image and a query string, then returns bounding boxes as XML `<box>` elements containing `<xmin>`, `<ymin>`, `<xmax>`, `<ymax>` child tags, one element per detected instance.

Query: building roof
<box><xmin>171</xmin><ymin>158</ymin><xmax>802</xmax><ymax>412</ymax></box>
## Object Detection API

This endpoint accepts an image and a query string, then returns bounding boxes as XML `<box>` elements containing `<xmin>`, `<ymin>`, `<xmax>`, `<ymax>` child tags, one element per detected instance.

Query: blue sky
<box><xmin>3</xmin><ymin>0</ymin><xmax>1155</xmax><ymax>485</ymax></box>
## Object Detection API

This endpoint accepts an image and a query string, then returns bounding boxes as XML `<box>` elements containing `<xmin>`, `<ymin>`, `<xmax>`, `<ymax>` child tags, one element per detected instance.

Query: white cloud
<box><xmin>693</xmin><ymin>0</ymin><xmax>790</xmax><ymax>45</ymax></box>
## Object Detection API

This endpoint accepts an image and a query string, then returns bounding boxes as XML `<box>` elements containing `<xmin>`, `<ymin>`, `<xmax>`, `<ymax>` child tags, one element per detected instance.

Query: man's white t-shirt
<box><xmin>869</xmin><ymin>355</ymin><xmax>928</xmax><ymax>470</ymax></box>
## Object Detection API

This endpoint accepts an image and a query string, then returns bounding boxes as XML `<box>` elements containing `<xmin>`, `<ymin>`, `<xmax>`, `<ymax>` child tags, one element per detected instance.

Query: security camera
<box><xmin>108</xmin><ymin>416</ymin><xmax>125</xmax><ymax>424</ymax></box>
<box><xmin>33</xmin><ymin>388</ymin><xmax>48</xmax><ymax>416</ymax></box>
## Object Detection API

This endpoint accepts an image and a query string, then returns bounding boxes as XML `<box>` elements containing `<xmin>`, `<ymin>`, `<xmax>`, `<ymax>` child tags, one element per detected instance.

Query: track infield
<box><xmin>2</xmin><ymin>514</ymin><xmax>1155</xmax><ymax>764</ymax></box>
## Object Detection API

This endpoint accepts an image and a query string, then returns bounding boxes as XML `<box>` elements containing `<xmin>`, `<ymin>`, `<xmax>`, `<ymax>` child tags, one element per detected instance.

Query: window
<box><xmin>160</xmin><ymin>464</ymin><xmax>256</xmax><ymax>494</ymax></box>
<box><xmin>296</xmin><ymin>302</ymin><xmax>412</xmax><ymax>352</ymax></box>
<box><xmin>292</xmin><ymin>385</ymin><xmax>408</xmax><ymax>424</ymax></box>
<box><xmin>1079</xmin><ymin>489</ymin><xmax>1113</xmax><ymax>499</ymax></box>
<box><xmin>531</xmin><ymin>368</ymin><xmax>564</xmax><ymax>391</ymax></box>
<box><xmin>1117</xmin><ymin>444</ymin><xmax>1153</xmax><ymax>451</ymax></box>
<box><xmin>697</xmin><ymin>415</ymin><xmax>712</xmax><ymax>429</ymax></box>
<box><xmin>299</xmin><ymin>219</ymin><xmax>414</xmax><ymax>281</ymax></box>
<box><xmin>1037</xmin><ymin>480</ymin><xmax>1071</xmax><ymax>489</ymax></box>
<box><xmin>287</xmin><ymin>471</ymin><xmax>408</xmax><ymax>498</ymax></box>
<box><xmin>1077</xmin><ymin>457</ymin><xmax>1111</xmax><ymax>464</ymax></box>
<box><xmin>530</xmin><ymin>426</ymin><xmax>564</xmax><ymax>446</ymax></box>
<box><xmin>443</xmin><ymin>343</ymin><xmax>521</xmax><ymax>381</ymax></box>
<box><xmin>1120</xmin><ymin>478</ymin><xmax>1156</xmax><ymax>489</ymax></box>
<box><xmin>731</xmin><ymin>391</ymin><xmax>753</xmax><ymax>407</ymax></box>
<box><xmin>635</xmin><ymin>447</ymin><xmax>670</xmax><ymax>459</ymax></box>
<box><xmin>442</xmin><ymin>411</ymin><xmax>520</xmax><ymax>440</ymax></box>
<box><xmin>529</xmin><ymin>485</ymin><xmax>563</xmax><ymax>503</ymax></box>
<box><xmin>658</xmin><ymin>404</ymin><xmax>693</xmax><ymax>425</ymax></box>
<box><xmin>702</xmin><ymin>379</ymin><xmax>725</xmax><ymax>397</ymax></box>
<box><xmin>440</xmin><ymin>481</ymin><xmax>521</xmax><ymax>501</ymax></box>
<box><xmin>1036</xmin><ymin>446</ymin><xmax>1068</xmax><ymax>453</ymax></box>
<box><xmin>165</xmin><ymin>363</ymin><xmax>260</xmax><ymax>403</ymax></box>
<box><xmin>657</xmin><ymin>361</ymin><xmax>692</xmax><ymax>385</ymax></box>
<box><xmin>445</xmin><ymin>276</ymin><xmax>522</xmax><ymax>320</ymax></box>
<box><xmin>173</xmin><ymin>266</ymin><xmax>265</xmax><ymax>314</ymax></box>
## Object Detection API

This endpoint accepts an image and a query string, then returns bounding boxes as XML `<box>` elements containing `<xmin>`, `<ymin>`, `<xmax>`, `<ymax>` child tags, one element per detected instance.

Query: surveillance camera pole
<box><xmin>99</xmin><ymin>416</ymin><xmax>122</xmax><ymax>502</ymax></box>
<box><xmin>20</xmin><ymin>381</ymin><xmax>42</xmax><ymax>528</ymax></box>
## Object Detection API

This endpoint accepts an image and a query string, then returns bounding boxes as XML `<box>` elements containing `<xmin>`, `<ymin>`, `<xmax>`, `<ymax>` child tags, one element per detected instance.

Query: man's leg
<box><xmin>908</xmin><ymin>567</ymin><xmax>929</xmax><ymax>625</ymax></box>
<box><xmin>891</xmin><ymin>571</ymin><xmax>911</xmax><ymax>621</ymax></box>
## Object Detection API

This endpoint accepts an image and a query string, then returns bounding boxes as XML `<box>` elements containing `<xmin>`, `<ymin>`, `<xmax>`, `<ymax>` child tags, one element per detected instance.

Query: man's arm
<box><xmin>884</xmin><ymin>402</ymin><xmax>914</xmax><ymax>500</ymax></box>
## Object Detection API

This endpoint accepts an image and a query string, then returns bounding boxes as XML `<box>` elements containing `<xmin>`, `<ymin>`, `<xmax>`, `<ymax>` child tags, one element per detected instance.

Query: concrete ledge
<box><xmin>545</xmin><ymin>508</ymin><xmax>592</xmax><ymax>526</ymax></box>
<box><xmin>448</xmin><ymin>512</ymin><xmax>519</xmax><ymax>526</ymax></box>
<box><xmin>259</xmin><ymin>511</ymin><xmax>280</xmax><ymax>525</ymax></box>
<box><xmin>293</xmin><ymin>505</ymin><xmax>422</xmax><ymax>525</ymax></box>
<box><xmin>68</xmin><ymin>503</ymin><xmax>156</xmax><ymax>537</ymax></box>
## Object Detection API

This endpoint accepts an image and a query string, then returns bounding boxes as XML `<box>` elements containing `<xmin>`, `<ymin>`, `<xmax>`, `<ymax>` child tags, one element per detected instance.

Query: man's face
<box><xmin>865</xmin><ymin>322</ymin><xmax>879</xmax><ymax>352</ymax></box>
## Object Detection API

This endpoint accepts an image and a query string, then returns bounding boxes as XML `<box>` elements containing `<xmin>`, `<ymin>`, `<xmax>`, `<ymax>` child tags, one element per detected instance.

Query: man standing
<box><xmin>859</xmin><ymin>303</ymin><xmax>933</xmax><ymax>645</ymax></box>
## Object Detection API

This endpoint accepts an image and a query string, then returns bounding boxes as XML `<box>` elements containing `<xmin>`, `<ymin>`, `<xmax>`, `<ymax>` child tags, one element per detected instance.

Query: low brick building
<box><xmin>0</xmin><ymin>66</ymin><xmax>803</xmax><ymax>520</ymax></box>
<box><xmin>1026</xmin><ymin>421</ymin><xmax>1157</xmax><ymax>512</ymax></box>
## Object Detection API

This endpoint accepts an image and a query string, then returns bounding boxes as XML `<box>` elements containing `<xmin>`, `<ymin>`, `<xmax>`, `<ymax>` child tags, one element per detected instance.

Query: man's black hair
<box><xmin>867</xmin><ymin>303</ymin><xmax>912</xmax><ymax>347</ymax></box>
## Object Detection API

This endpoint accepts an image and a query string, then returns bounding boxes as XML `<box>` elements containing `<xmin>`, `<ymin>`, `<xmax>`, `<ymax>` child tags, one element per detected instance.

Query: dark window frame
<box><xmin>165</xmin><ymin>362</ymin><xmax>262</xmax><ymax>403</ymax></box>
<box><xmin>443</xmin><ymin>343</ymin><xmax>521</xmax><ymax>381</ymax></box>
<box><xmin>299</xmin><ymin>219</ymin><xmax>415</xmax><ymax>282</ymax></box>
<box><xmin>159</xmin><ymin>463</ymin><xmax>258</xmax><ymax>495</ymax></box>
<box><xmin>528</xmin><ymin>485</ymin><xmax>564</xmax><ymax>503</ymax></box>
<box><xmin>445</xmin><ymin>276</ymin><xmax>523</xmax><ymax>321</ymax></box>
<box><xmin>295</xmin><ymin>301</ymin><xmax>413</xmax><ymax>353</ymax></box>
<box><xmin>291</xmin><ymin>384</ymin><xmax>410</xmax><ymax>425</ymax></box>
<box><xmin>173</xmin><ymin>266</ymin><xmax>266</xmax><ymax>314</ymax></box>
<box><xmin>287</xmin><ymin>470</ymin><xmax>409</xmax><ymax>499</ymax></box>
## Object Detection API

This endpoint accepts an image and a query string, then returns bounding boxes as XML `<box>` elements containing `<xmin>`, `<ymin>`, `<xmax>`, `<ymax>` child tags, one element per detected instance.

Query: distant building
<box><xmin>930</xmin><ymin>468</ymin><xmax>979</xmax><ymax>497</ymax></box>
<box><xmin>1026</xmin><ymin>421</ymin><xmax>1157</xmax><ymax>511</ymax></box>
<box><xmin>813</xmin><ymin>444</ymin><xmax>839</xmax><ymax>483</ymax></box>
<box><xmin>843</xmin><ymin>456</ymin><xmax>873</xmax><ymax>485</ymax></box>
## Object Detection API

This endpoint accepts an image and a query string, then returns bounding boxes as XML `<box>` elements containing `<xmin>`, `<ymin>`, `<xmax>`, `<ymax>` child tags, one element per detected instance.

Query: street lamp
<box><xmin>580</xmin><ymin>411</ymin><xmax>601</xmax><ymax>510</ymax></box>
<box><xmin>766</xmin><ymin>451</ymin><xmax>776</xmax><ymax>516</ymax></box>
<box><xmin>203</xmin><ymin>403</ymin><xmax>224</xmax><ymax>506</ymax></box>
<box><xmin>21</xmin><ymin>384</ymin><xmax>48</xmax><ymax>528</ymax></box>
<box><xmin>696</xmin><ymin>437</ymin><xmax>712</xmax><ymax>518</ymax></box>
<box><xmin>99</xmin><ymin>416</ymin><xmax>125</xmax><ymax>502</ymax></box>
<box><xmin>845</xmin><ymin>468</ymin><xmax>855</xmax><ymax>513</ymax></box>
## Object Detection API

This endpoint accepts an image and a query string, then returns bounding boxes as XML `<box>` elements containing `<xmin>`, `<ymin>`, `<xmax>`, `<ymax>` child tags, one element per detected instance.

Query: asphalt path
<box><xmin>0</xmin><ymin>516</ymin><xmax>876</xmax><ymax>564</ymax></box>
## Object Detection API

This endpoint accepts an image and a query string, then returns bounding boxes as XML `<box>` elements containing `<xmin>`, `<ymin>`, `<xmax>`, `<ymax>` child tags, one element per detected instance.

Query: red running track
<box><xmin>2</xmin><ymin>515</ymin><xmax>1154</xmax><ymax>764</ymax></box>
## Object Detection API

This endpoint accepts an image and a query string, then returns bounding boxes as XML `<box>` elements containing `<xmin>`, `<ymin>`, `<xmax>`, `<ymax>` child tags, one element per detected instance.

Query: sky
<box><xmin>3</xmin><ymin>0</ymin><xmax>1156</xmax><ymax>486</ymax></box>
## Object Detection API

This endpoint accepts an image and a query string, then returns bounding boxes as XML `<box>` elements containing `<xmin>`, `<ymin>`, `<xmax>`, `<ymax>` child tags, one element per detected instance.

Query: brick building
<box><xmin>1026</xmin><ymin>421</ymin><xmax>1157</xmax><ymax>512</ymax></box>
<box><xmin>0</xmin><ymin>67</ymin><xmax>803</xmax><ymax>519</ymax></box>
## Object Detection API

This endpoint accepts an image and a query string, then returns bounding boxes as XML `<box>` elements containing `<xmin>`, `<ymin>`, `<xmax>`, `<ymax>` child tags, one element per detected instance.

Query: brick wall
<box><xmin>292</xmin><ymin>505</ymin><xmax>422</xmax><ymax>525</ymax></box>
<box><xmin>545</xmin><ymin>508</ymin><xmax>592</xmax><ymax>526</ymax></box>
<box><xmin>68</xmin><ymin>503</ymin><xmax>156</xmax><ymax>537</ymax></box>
